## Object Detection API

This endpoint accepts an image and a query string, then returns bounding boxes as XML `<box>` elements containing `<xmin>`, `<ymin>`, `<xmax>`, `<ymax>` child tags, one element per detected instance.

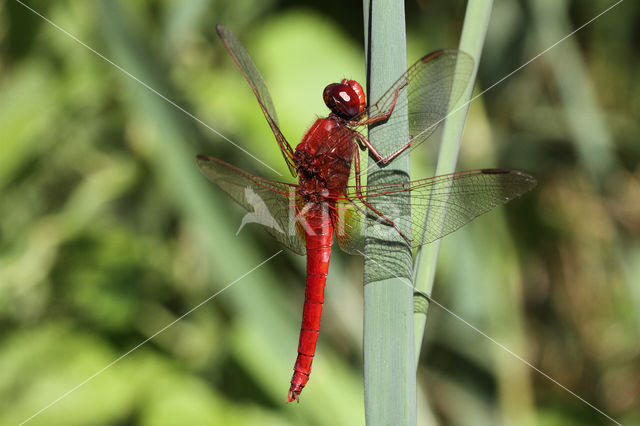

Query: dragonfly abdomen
<box><xmin>288</xmin><ymin>203</ymin><xmax>334</xmax><ymax>402</ymax></box>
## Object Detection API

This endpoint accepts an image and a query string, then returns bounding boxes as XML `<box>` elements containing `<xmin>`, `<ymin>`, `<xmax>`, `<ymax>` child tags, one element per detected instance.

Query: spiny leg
<box><xmin>350</xmin><ymin>151</ymin><xmax>412</xmax><ymax>246</ymax></box>
<box><xmin>349</xmin><ymin>80</ymin><xmax>405</xmax><ymax>126</ymax></box>
<box><xmin>355</xmin><ymin>131</ymin><xmax>412</xmax><ymax>166</ymax></box>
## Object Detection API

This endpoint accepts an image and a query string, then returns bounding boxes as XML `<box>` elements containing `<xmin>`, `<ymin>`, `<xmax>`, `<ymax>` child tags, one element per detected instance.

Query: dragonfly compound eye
<box><xmin>341</xmin><ymin>79</ymin><xmax>366</xmax><ymax>114</ymax></box>
<box><xmin>323</xmin><ymin>83</ymin><xmax>361</xmax><ymax>119</ymax></box>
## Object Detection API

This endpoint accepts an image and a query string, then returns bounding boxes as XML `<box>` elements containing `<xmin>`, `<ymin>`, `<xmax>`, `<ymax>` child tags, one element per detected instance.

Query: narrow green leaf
<box><xmin>413</xmin><ymin>1</ymin><xmax>494</xmax><ymax>363</ymax></box>
<box><xmin>362</xmin><ymin>0</ymin><xmax>415</xmax><ymax>425</ymax></box>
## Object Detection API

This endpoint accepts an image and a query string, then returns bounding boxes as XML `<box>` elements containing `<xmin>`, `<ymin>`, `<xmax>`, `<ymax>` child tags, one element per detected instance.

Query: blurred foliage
<box><xmin>0</xmin><ymin>0</ymin><xmax>638</xmax><ymax>425</ymax></box>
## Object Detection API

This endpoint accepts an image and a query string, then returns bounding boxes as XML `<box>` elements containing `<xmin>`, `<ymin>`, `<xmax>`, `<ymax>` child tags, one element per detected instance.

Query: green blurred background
<box><xmin>1</xmin><ymin>0</ymin><xmax>638</xmax><ymax>425</ymax></box>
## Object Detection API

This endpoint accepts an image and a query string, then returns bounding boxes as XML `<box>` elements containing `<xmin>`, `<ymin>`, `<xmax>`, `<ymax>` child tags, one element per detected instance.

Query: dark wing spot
<box><xmin>420</xmin><ymin>49</ymin><xmax>444</xmax><ymax>63</ymax></box>
<box><xmin>481</xmin><ymin>168</ymin><xmax>511</xmax><ymax>175</ymax></box>
<box><xmin>196</xmin><ymin>154</ymin><xmax>212</xmax><ymax>161</ymax></box>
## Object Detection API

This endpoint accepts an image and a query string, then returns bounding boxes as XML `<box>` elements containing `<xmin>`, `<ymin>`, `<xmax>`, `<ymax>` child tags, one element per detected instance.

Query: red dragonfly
<box><xmin>197</xmin><ymin>25</ymin><xmax>536</xmax><ymax>402</ymax></box>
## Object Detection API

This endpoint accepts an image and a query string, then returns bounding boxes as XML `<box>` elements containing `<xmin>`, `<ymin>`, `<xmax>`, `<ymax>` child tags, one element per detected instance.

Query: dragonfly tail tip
<box><xmin>287</xmin><ymin>389</ymin><xmax>300</xmax><ymax>403</ymax></box>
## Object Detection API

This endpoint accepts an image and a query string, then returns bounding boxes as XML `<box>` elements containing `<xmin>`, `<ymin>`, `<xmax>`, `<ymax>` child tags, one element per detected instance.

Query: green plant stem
<box><xmin>413</xmin><ymin>1</ymin><xmax>494</xmax><ymax>365</ymax></box>
<box><xmin>362</xmin><ymin>0</ymin><xmax>415</xmax><ymax>425</ymax></box>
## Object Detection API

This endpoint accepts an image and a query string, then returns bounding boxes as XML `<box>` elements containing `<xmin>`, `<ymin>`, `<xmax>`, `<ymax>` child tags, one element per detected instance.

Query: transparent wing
<box><xmin>351</xmin><ymin>50</ymin><xmax>475</xmax><ymax>157</ymax></box>
<box><xmin>196</xmin><ymin>155</ymin><xmax>306</xmax><ymax>255</ymax></box>
<box><xmin>332</xmin><ymin>169</ymin><xmax>536</xmax><ymax>254</ymax></box>
<box><xmin>216</xmin><ymin>25</ymin><xmax>297</xmax><ymax>176</ymax></box>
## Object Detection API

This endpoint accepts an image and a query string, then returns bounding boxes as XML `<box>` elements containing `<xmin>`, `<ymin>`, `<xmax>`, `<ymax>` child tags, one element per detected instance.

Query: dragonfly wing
<box><xmin>216</xmin><ymin>25</ymin><xmax>297</xmax><ymax>176</ymax></box>
<box><xmin>333</xmin><ymin>169</ymin><xmax>536</xmax><ymax>254</ymax></box>
<box><xmin>353</xmin><ymin>50</ymin><xmax>475</xmax><ymax>156</ymax></box>
<box><xmin>330</xmin><ymin>197</ymin><xmax>367</xmax><ymax>255</ymax></box>
<box><xmin>197</xmin><ymin>155</ymin><xmax>306</xmax><ymax>255</ymax></box>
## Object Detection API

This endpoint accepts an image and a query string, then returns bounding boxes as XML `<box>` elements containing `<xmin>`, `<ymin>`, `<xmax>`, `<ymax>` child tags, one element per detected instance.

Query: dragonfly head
<box><xmin>323</xmin><ymin>79</ymin><xmax>366</xmax><ymax>119</ymax></box>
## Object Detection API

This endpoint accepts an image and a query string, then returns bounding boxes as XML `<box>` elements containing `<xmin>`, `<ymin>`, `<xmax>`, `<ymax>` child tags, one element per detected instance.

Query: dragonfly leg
<box><xmin>348</xmin><ymin>80</ymin><xmax>406</xmax><ymax>127</ymax></box>
<box><xmin>350</xmin><ymin>153</ymin><xmax>412</xmax><ymax>246</ymax></box>
<box><xmin>355</xmin><ymin>131</ymin><xmax>412</xmax><ymax>165</ymax></box>
<box><xmin>353</xmin><ymin>143</ymin><xmax>363</xmax><ymax>189</ymax></box>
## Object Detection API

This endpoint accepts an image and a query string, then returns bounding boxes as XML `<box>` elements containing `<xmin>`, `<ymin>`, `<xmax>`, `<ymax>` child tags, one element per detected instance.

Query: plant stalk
<box><xmin>362</xmin><ymin>0</ymin><xmax>415</xmax><ymax>425</ymax></box>
<box><xmin>412</xmin><ymin>1</ymin><xmax>494</xmax><ymax>365</ymax></box>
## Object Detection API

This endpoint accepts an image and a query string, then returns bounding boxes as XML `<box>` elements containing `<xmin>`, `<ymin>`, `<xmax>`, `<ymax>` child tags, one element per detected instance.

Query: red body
<box><xmin>288</xmin><ymin>117</ymin><xmax>356</xmax><ymax>402</ymax></box>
